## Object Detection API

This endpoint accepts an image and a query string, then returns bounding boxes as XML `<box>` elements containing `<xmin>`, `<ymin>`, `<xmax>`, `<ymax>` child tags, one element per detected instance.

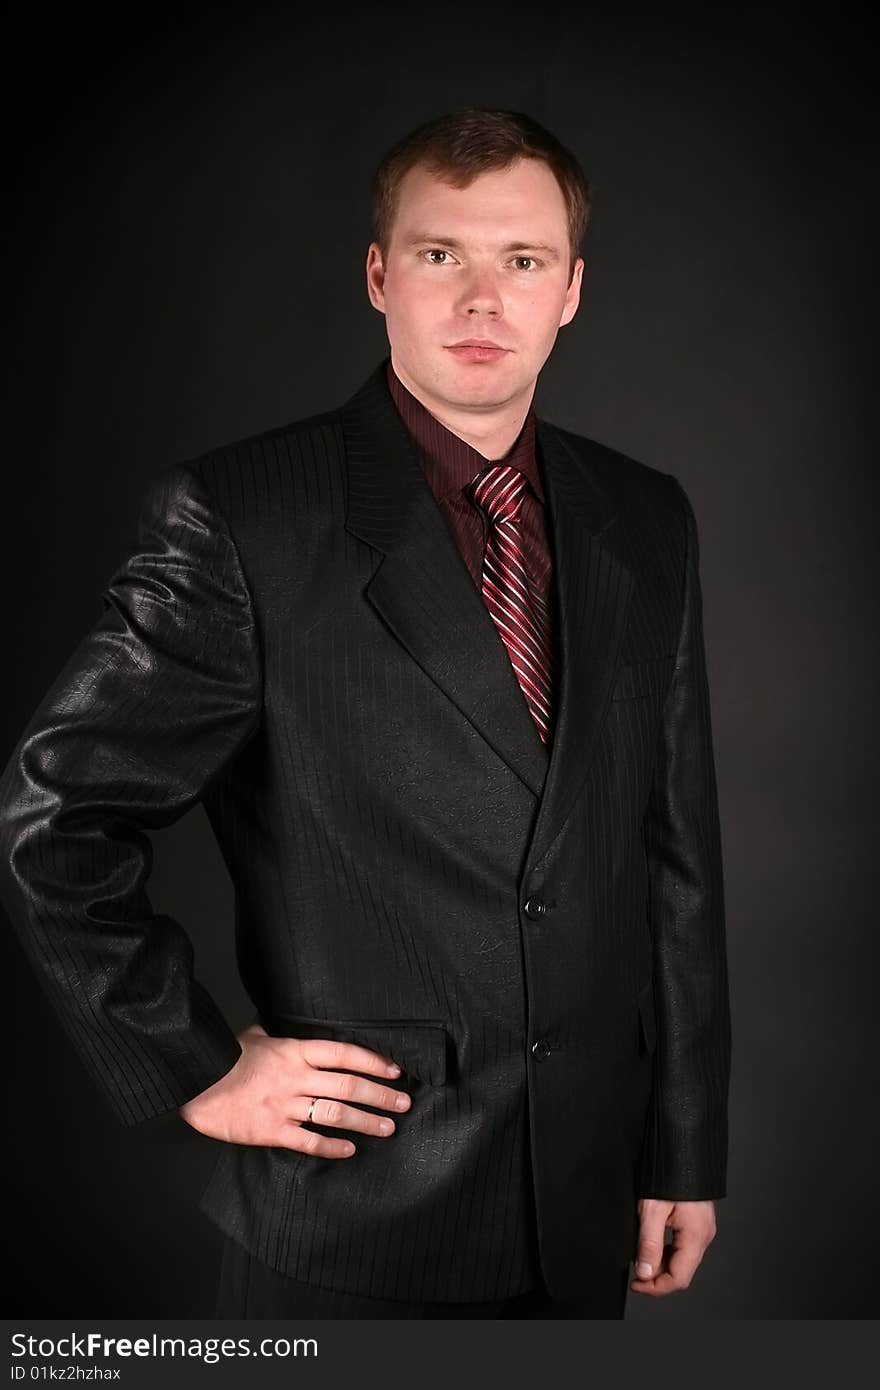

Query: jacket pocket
<box><xmin>636</xmin><ymin>980</ymin><xmax>657</xmax><ymax>1056</ymax></box>
<box><xmin>260</xmin><ymin>1011</ymin><xmax>449</xmax><ymax>1087</ymax></box>
<box><xmin>611</xmin><ymin>655</ymin><xmax>676</xmax><ymax>702</ymax></box>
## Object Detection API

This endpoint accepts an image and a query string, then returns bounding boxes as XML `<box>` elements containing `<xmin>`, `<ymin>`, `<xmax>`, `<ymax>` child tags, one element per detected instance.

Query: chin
<box><xmin>441</xmin><ymin>359</ymin><xmax>517</xmax><ymax>385</ymax></box>
<box><xmin>451</xmin><ymin>372</ymin><xmax>523</xmax><ymax>403</ymax></box>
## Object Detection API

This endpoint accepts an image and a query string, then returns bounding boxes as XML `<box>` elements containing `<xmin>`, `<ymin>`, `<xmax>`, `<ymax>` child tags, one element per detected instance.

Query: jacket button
<box><xmin>531</xmin><ymin>1039</ymin><xmax>552</xmax><ymax>1061</ymax></box>
<box><xmin>524</xmin><ymin>895</ymin><xmax>546</xmax><ymax>919</ymax></box>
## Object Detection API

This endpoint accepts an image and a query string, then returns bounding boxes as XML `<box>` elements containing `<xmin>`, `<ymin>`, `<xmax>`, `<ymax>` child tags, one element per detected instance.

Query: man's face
<box><xmin>366</xmin><ymin>157</ymin><xmax>583</xmax><ymax>417</ymax></box>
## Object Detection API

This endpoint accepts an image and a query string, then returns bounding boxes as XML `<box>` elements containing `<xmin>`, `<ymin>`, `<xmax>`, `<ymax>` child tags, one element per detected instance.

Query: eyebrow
<box><xmin>404</xmin><ymin>233</ymin><xmax>561</xmax><ymax>263</ymax></box>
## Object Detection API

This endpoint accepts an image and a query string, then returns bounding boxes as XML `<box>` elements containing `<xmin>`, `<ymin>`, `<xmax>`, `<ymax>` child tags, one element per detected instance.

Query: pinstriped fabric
<box><xmin>0</xmin><ymin>359</ymin><xmax>730</xmax><ymax>1303</ymax></box>
<box><xmin>469</xmin><ymin>464</ymin><xmax>555</xmax><ymax>744</ymax></box>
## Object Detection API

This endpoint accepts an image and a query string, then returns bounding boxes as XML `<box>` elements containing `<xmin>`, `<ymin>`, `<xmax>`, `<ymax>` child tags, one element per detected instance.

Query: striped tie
<box><xmin>469</xmin><ymin>464</ymin><xmax>555</xmax><ymax>745</ymax></box>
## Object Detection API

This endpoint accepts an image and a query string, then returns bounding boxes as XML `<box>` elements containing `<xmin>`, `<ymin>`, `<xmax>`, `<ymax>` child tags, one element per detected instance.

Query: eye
<box><xmin>422</xmin><ymin>248</ymin><xmax>455</xmax><ymax>265</ymax></box>
<box><xmin>511</xmin><ymin>255</ymin><xmax>540</xmax><ymax>271</ymax></box>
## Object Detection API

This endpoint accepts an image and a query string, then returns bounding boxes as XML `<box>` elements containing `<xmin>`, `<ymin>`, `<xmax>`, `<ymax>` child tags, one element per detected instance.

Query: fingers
<box><xmin>630</xmin><ymin>1238</ymin><xmax>701</xmax><ymax>1296</ymax></box>
<box><xmin>276</xmin><ymin>1037</ymin><xmax>414</xmax><ymax>1159</ymax></box>
<box><xmin>630</xmin><ymin>1200</ymin><xmax>717</xmax><ymax>1297</ymax></box>
<box><xmin>667</xmin><ymin>1217</ymin><xmax>710</xmax><ymax>1285</ymax></box>
<box><xmin>281</xmin><ymin>1085</ymin><xmax>410</xmax><ymax>1160</ymax></box>
<box><xmin>288</xmin><ymin>1090</ymin><xmax>402</xmax><ymax>1148</ymax></box>
<box><xmin>633</xmin><ymin>1199</ymin><xmax>671</xmax><ymax>1282</ymax></box>
<box><xmin>183</xmin><ymin>1032</ymin><xmax>415</xmax><ymax>1157</ymax></box>
<box><xmin>284</xmin><ymin>1122</ymin><xmax>358</xmax><ymax>1160</ymax></box>
<box><xmin>303</xmin><ymin>1038</ymin><xmax>403</xmax><ymax>1080</ymax></box>
<box><xmin>310</xmin><ymin>1064</ymin><xmax>412</xmax><ymax>1120</ymax></box>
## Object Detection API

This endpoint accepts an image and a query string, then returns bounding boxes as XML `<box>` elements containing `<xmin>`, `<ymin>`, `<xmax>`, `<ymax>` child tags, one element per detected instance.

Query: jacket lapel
<box><xmin>342</xmin><ymin>363</ymin><xmax>550</xmax><ymax>798</ymax></box>
<box><xmin>526</xmin><ymin>419</ymin><xmax>635</xmax><ymax>869</ymax></box>
<box><xmin>340</xmin><ymin>363</ymin><xmax>635</xmax><ymax>863</ymax></box>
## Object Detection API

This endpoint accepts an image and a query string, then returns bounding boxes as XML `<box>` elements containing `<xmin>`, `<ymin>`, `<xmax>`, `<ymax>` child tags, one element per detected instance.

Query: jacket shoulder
<box><xmin>155</xmin><ymin>404</ymin><xmax>347</xmax><ymax>524</ymax></box>
<box><xmin>541</xmin><ymin>421</ymin><xmax>687</xmax><ymax>534</ymax></box>
<box><xmin>188</xmin><ymin>404</ymin><xmax>344</xmax><ymax>472</ymax></box>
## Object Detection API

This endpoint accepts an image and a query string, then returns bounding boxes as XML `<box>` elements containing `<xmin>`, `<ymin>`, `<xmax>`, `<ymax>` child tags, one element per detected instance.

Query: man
<box><xmin>0</xmin><ymin>108</ymin><xmax>731</xmax><ymax>1319</ymax></box>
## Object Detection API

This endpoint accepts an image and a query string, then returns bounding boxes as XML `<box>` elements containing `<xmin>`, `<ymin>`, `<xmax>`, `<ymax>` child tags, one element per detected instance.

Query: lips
<box><xmin>449</xmin><ymin>339</ymin><xmax>509</xmax><ymax>350</ymax></box>
<box><xmin>446</xmin><ymin>341</ymin><xmax>510</xmax><ymax>363</ymax></box>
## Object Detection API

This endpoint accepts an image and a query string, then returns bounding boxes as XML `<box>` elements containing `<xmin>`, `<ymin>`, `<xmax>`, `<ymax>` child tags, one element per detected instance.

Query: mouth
<box><xmin>445</xmin><ymin>340</ymin><xmax>511</xmax><ymax>362</ymax></box>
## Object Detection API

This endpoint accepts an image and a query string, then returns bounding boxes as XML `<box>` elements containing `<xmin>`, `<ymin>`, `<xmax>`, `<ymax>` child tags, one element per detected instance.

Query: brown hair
<box><xmin>371</xmin><ymin>108</ymin><xmax>591</xmax><ymax>280</ymax></box>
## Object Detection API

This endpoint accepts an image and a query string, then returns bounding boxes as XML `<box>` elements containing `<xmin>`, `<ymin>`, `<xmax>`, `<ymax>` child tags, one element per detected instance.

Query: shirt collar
<box><xmin>385</xmin><ymin>358</ymin><xmax>544</xmax><ymax>505</ymax></box>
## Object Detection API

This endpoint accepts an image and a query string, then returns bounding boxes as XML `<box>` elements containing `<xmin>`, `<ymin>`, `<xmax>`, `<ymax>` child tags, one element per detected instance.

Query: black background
<box><xmin>3</xmin><ymin>5</ymin><xmax>876</xmax><ymax>1318</ymax></box>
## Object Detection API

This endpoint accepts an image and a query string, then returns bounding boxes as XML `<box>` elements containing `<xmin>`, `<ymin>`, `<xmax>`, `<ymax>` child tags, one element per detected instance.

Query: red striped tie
<box><xmin>469</xmin><ymin>464</ymin><xmax>555</xmax><ymax>745</ymax></box>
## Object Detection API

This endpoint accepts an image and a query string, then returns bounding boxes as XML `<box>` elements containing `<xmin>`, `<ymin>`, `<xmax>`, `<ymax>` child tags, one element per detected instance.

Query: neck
<box><xmin>390</xmin><ymin>355</ymin><xmax>534</xmax><ymax>461</ymax></box>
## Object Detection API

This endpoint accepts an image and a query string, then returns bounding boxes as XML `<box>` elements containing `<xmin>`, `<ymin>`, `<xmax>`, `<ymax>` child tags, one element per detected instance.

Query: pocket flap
<box><xmin>637</xmin><ymin>981</ymin><xmax>657</xmax><ymax>1055</ymax></box>
<box><xmin>262</xmin><ymin>1012</ymin><xmax>448</xmax><ymax>1086</ymax></box>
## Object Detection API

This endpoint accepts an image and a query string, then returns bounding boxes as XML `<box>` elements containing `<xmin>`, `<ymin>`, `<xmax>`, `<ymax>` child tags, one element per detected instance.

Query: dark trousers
<box><xmin>214</xmin><ymin>1234</ymin><xmax>630</xmax><ymax>1319</ymax></box>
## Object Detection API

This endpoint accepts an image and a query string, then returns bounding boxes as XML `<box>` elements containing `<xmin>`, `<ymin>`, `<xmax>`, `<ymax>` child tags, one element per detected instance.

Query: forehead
<box><xmin>390</xmin><ymin>158</ymin><xmax>569</xmax><ymax>244</ymax></box>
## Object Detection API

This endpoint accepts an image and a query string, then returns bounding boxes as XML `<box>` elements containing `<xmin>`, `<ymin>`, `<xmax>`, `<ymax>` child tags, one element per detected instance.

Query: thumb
<box><xmin>635</xmin><ymin>1201</ymin><xmax>672</xmax><ymax>1279</ymax></box>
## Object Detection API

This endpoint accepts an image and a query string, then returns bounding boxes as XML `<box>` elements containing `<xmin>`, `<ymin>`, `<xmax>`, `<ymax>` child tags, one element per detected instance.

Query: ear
<box><xmin>559</xmin><ymin>256</ymin><xmax>584</xmax><ymax>328</ymax></box>
<box><xmin>366</xmin><ymin>242</ymin><xmax>387</xmax><ymax>314</ymax></box>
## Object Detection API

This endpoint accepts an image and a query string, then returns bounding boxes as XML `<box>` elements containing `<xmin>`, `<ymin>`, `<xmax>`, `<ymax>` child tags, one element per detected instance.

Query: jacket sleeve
<box><xmin>638</xmin><ymin>476</ymin><xmax>732</xmax><ymax>1199</ymax></box>
<box><xmin>0</xmin><ymin>461</ymin><xmax>261</xmax><ymax>1127</ymax></box>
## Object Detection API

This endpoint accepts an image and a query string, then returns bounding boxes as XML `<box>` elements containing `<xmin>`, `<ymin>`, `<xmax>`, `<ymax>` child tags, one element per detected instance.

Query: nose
<box><xmin>454</xmin><ymin>267</ymin><xmax>503</xmax><ymax>318</ymax></box>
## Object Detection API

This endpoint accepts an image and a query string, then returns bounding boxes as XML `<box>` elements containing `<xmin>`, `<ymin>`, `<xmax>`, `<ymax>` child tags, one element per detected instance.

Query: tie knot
<box><xmin>470</xmin><ymin>464</ymin><xmax>527</xmax><ymax>525</ymax></box>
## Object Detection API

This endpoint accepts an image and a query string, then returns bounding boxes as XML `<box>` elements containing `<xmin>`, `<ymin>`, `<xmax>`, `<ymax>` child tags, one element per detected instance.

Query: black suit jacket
<box><xmin>0</xmin><ymin>359</ymin><xmax>731</xmax><ymax>1303</ymax></box>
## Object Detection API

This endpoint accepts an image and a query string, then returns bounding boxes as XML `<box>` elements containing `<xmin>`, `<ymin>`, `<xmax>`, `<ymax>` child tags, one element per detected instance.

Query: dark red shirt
<box><xmin>385</xmin><ymin>359</ymin><xmax>555</xmax><ymax>622</ymax></box>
